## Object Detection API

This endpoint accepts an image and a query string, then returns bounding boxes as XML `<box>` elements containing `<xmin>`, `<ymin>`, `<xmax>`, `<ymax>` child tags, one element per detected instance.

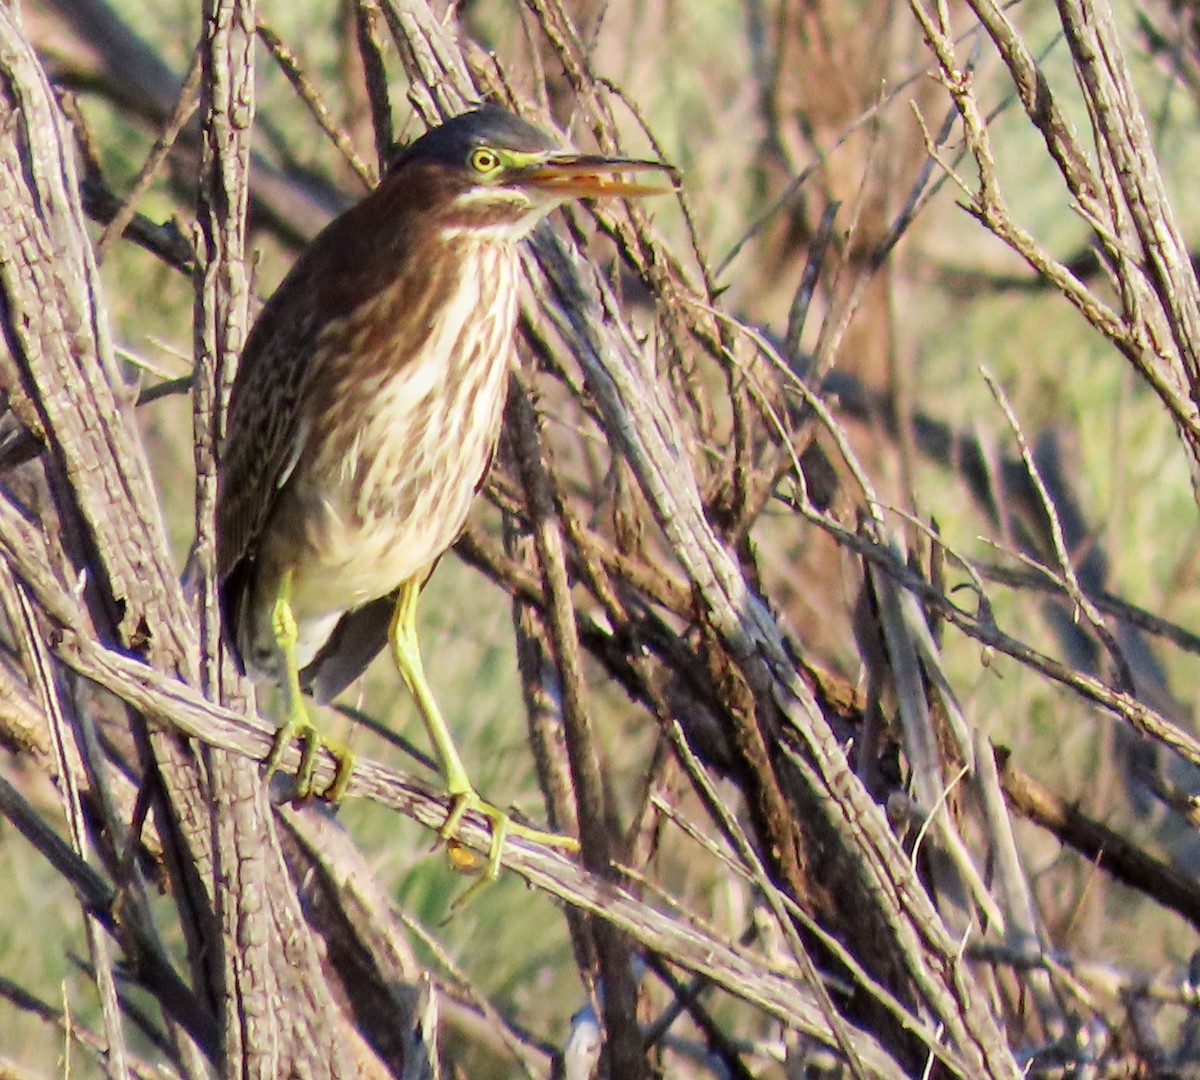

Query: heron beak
<box><xmin>517</xmin><ymin>154</ymin><xmax>677</xmax><ymax>198</ymax></box>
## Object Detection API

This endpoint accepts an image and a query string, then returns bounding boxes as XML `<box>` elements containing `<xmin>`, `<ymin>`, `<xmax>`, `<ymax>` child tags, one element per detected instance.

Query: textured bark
<box><xmin>0</xmin><ymin>7</ymin><xmax>378</xmax><ymax>1077</ymax></box>
<box><xmin>0</xmin><ymin>5</ymin><xmax>218</xmax><ymax>1057</ymax></box>
<box><xmin>193</xmin><ymin>1</ymin><xmax>372</xmax><ymax>1075</ymax></box>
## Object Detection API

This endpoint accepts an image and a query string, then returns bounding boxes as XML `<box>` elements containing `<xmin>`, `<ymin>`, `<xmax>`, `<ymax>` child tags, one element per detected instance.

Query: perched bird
<box><xmin>217</xmin><ymin>105</ymin><xmax>670</xmax><ymax>877</ymax></box>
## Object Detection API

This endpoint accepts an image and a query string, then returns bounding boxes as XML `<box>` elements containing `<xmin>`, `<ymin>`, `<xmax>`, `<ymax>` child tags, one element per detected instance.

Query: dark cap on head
<box><xmin>390</xmin><ymin>106</ymin><xmax>560</xmax><ymax>173</ymax></box>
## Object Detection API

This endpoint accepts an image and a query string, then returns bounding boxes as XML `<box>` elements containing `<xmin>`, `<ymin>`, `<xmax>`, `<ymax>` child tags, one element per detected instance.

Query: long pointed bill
<box><xmin>517</xmin><ymin>154</ymin><xmax>677</xmax><ymax>198</ymax></box>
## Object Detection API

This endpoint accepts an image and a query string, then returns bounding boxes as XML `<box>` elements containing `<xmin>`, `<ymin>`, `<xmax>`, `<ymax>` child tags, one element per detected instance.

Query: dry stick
<box><xmin>1142</xmin><ymin>762</ymin><xmax>1200</xmax><ymax>832</ymax></box>
<box><xmin>389</xmin><ymin>908</ymin><xmax>543</xmax><ymax>1080</ymax></box>
<box><xmin>547</xmin><ymin>468</ymin><xmax>633</xmax><ymax>628</ymax></box>
<box><xmin>90</xmin><ymin>1001</ymin><xmax>182</xmax><ymax>1080</ymax></box>
<box><xmin>0</xmin><ymin>975</ymin><xmax>174</xmax><ymax>1080</ymax></box>
<box><xmin>924</xmin><ymin>0</ymin><xmax>1200</xmax><ymax>450</ymax></box>
<box><xmin>193</xmin><ymin>1</ymin><xmax>270</xmax><ymax>1070</ymax></box>
<box><xmin>0</xmin><ymin>652</ymin><xmax>53</xmax><ymax>763</ymax></box>
<box><xmin>862</xmin><ymin>557</ymin><xmax>1008</xmax><ymax>938</ymax></box>
<box><xmin>504</xmin><ymin>507</ymin><xmax>601</xmax><ymax>1024</ymax></box>
<box><xmin>375</xmin><ymin>0</ymin><xmax>476</xmax><ymax>124</ymax></box>
<box><xmin>0</xmin><ymin>546</ymin><xmax>900</xmax><ymax>1068</ymax></box>
<box><xmin>78</xmin><ymin>171</ymin><xmax>198</xmax><ymax>274</ymax></box>
<box><xmin>193</xmin><ymin>0</ymin><xmax>252</xmax><ymax>703</ymax></box>
<box><xmin>971</xmin><ymin>730</ymin><xmax>1066</xmax><ymax>1036</ymax></box>
<box><xmin>353</xmin><ymin>0</ymin><xmax>395</xmax><ymax>171</ymax></box>
<box><xmin>521</xmin><ymin>411</ymin><xmax>630</xmax><ymax>629</ymax></box>
<box><xmin>665</xmin><ymin>720</ymin><xmax>876</xmax><ymax>1080</ymax></box>
<box><xmin>196</xmin><ymin>3</ymin><xmax>366</xmax><ymax>1075</ymax></box>
<box><xmin>0</xmin><ymin>772</ymin><xmax>218</xmax><ymax>1059</ymax></box>
<box><xmin>1000</xmin><ymin>757</ymin><xmax>1200</xmax><ymax>932</ymax></box>
<box><xmin>0</xmin><ymin>13</ymin><xmax>198</xmax><ymax>652</ymax></box>
<box><xmin>982</xmin><ymin>367</ymin><xmax>1133</xmax><ymax>691</ymax></box>
<box><xmin>958</xmin><ymin>0</ymin><xmax>1097</xmax><ymax>205</ymax></box>
<box><xmin>0</xmin><ymin>22</ymin><xmax>222</xmax><ymax>1074</ymax></box>
<box><xmin>509</xmin><ymin>383</ymin><xmax>646</xmax><ymax>1080</ymax></box>
<box><xmin>506</xmin><ymin>525</ymin><xmax>580</xmax><ymax>838</ymax></box>
<box><xmin>512</xmin><ymin>3</ymin><xmax>551</xmax><ymax>117</ymax></box>
<box><xmin>95</xmin><ymin>50</ymin><xmax>202</xmax><ymax>262</ymax></box>
<box><xmin>532</xmin><ymin>242</ymin><xmax>1017</xmax><ymax>1071</ymax></box>
<box><xmin>633</xmin><ymin>695</ymin><xmax>920</xmax><ymax>1057</ymax></box>
<box><xmin>13</xmin><ymin>581</ymin><xmax>131</xmax><ymax>1080</ymax></box>
<box><xmin>256</xmin><ymin>21</ymin><xmax>376</xmax><ymax>189</ymax></box>
<box><xmin>1057</xmin><ymin>0</ymin><xmax>1200</xmax><ymax>380</ymax></box>
<box><xmin>784</xmin><ymin>202</ymin><xmax>840</xmax><ymax>360</ymax></box>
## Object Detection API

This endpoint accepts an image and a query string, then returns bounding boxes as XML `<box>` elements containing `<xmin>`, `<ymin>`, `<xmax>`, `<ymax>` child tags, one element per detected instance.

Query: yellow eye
<box><xmin>469</xmin><ymin>147</ymin><xmax>501</xmax><ymax>174</ymax></box>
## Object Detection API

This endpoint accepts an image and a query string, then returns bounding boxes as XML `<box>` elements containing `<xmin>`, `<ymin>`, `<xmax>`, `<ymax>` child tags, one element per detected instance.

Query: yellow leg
<box><xmin>388</xmin><ymin>579</ymin><xmax>578</xmax><ymax>883</ymax></box>
<box><xmin>266</xmin><ymin>568</ymin><xmax>354</xmax><ymax>802</ymax></box>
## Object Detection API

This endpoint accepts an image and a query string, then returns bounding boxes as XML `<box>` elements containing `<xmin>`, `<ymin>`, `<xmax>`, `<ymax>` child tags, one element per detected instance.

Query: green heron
<box><xmin>217</xmin><ymin>105</ymin><xmax>670</xmax><ymax>878</ymax></box>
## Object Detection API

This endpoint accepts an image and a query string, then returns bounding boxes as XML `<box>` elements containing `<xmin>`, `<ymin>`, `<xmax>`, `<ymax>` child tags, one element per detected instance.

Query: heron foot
<box><xmin>436</xmin><ymin>787</ymin><xmax>578</xmax><ymax>904</ymax></box>
<box><xmin>266</xmin><ymin>568</ymin><xmax>355</xmax><ymax>802</ymax></box>
<box><xmin>264</xmin><ymin>714</ymin><xmax>355</xmax><ymax>803</ymax></box>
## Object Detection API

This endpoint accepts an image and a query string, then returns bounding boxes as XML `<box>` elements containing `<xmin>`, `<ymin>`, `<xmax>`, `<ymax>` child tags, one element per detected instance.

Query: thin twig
<box><xmin>15</xmin><ymin>580</ymin><xmax>131</xmax><ymax>1080</ymax></box>
<box><xmin>981</xmin><ymin>366</ymin><xmax>1132</xmax><ymax>692</ymax></box>
<box><xmin>664</xmin><ymin>719</ymin><xmax>874</xmax><ymax>1080</ymax></box>
<box><xmin>353</xmin><ymin>0</ymin><xmax>394</xmax><ymax>170</ymax></box>
<box><xmin>96</xmin><ymin>51</ymin><xmax>202</xmax><ymax>261</ymax></box>
<box><xmin>256</xmin><ymin>21</ymin><xmax>376</xmax><ymax>189</ymax></box>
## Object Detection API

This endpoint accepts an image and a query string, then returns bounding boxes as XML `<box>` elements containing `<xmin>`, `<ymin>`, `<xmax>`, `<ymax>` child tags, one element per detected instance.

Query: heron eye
<box><xmin>469</xmin><ymin>147</ymin><xmax>501</xmax><ymax>174</ymax></box>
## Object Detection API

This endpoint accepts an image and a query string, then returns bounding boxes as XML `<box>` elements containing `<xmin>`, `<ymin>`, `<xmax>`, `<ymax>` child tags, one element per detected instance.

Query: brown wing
<box><xmin>217</xmin><ymin>291</ymin><xmax>318</xmax><ymax>585</ymax></box>
<box><xmin>216</xmin><ymin>273</ymin><xmax>329</xmax><ymax>669</ymax></box>
<box><xmin>216</xmin><ymin>182</ymin><xmax>424</xmax><ymax>588</ymax></box>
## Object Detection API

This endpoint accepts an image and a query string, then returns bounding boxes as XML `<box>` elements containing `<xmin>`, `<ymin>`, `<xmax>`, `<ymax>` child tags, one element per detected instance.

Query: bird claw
<box><xmin>435</xmin><ymin>789</ymin><xmax>578</xmax><ymax>903</ymax></box>
<box><xmin>264</xmin><ymin>717</ymin><xmax>354</xmax><ymax>803</ymax></box>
